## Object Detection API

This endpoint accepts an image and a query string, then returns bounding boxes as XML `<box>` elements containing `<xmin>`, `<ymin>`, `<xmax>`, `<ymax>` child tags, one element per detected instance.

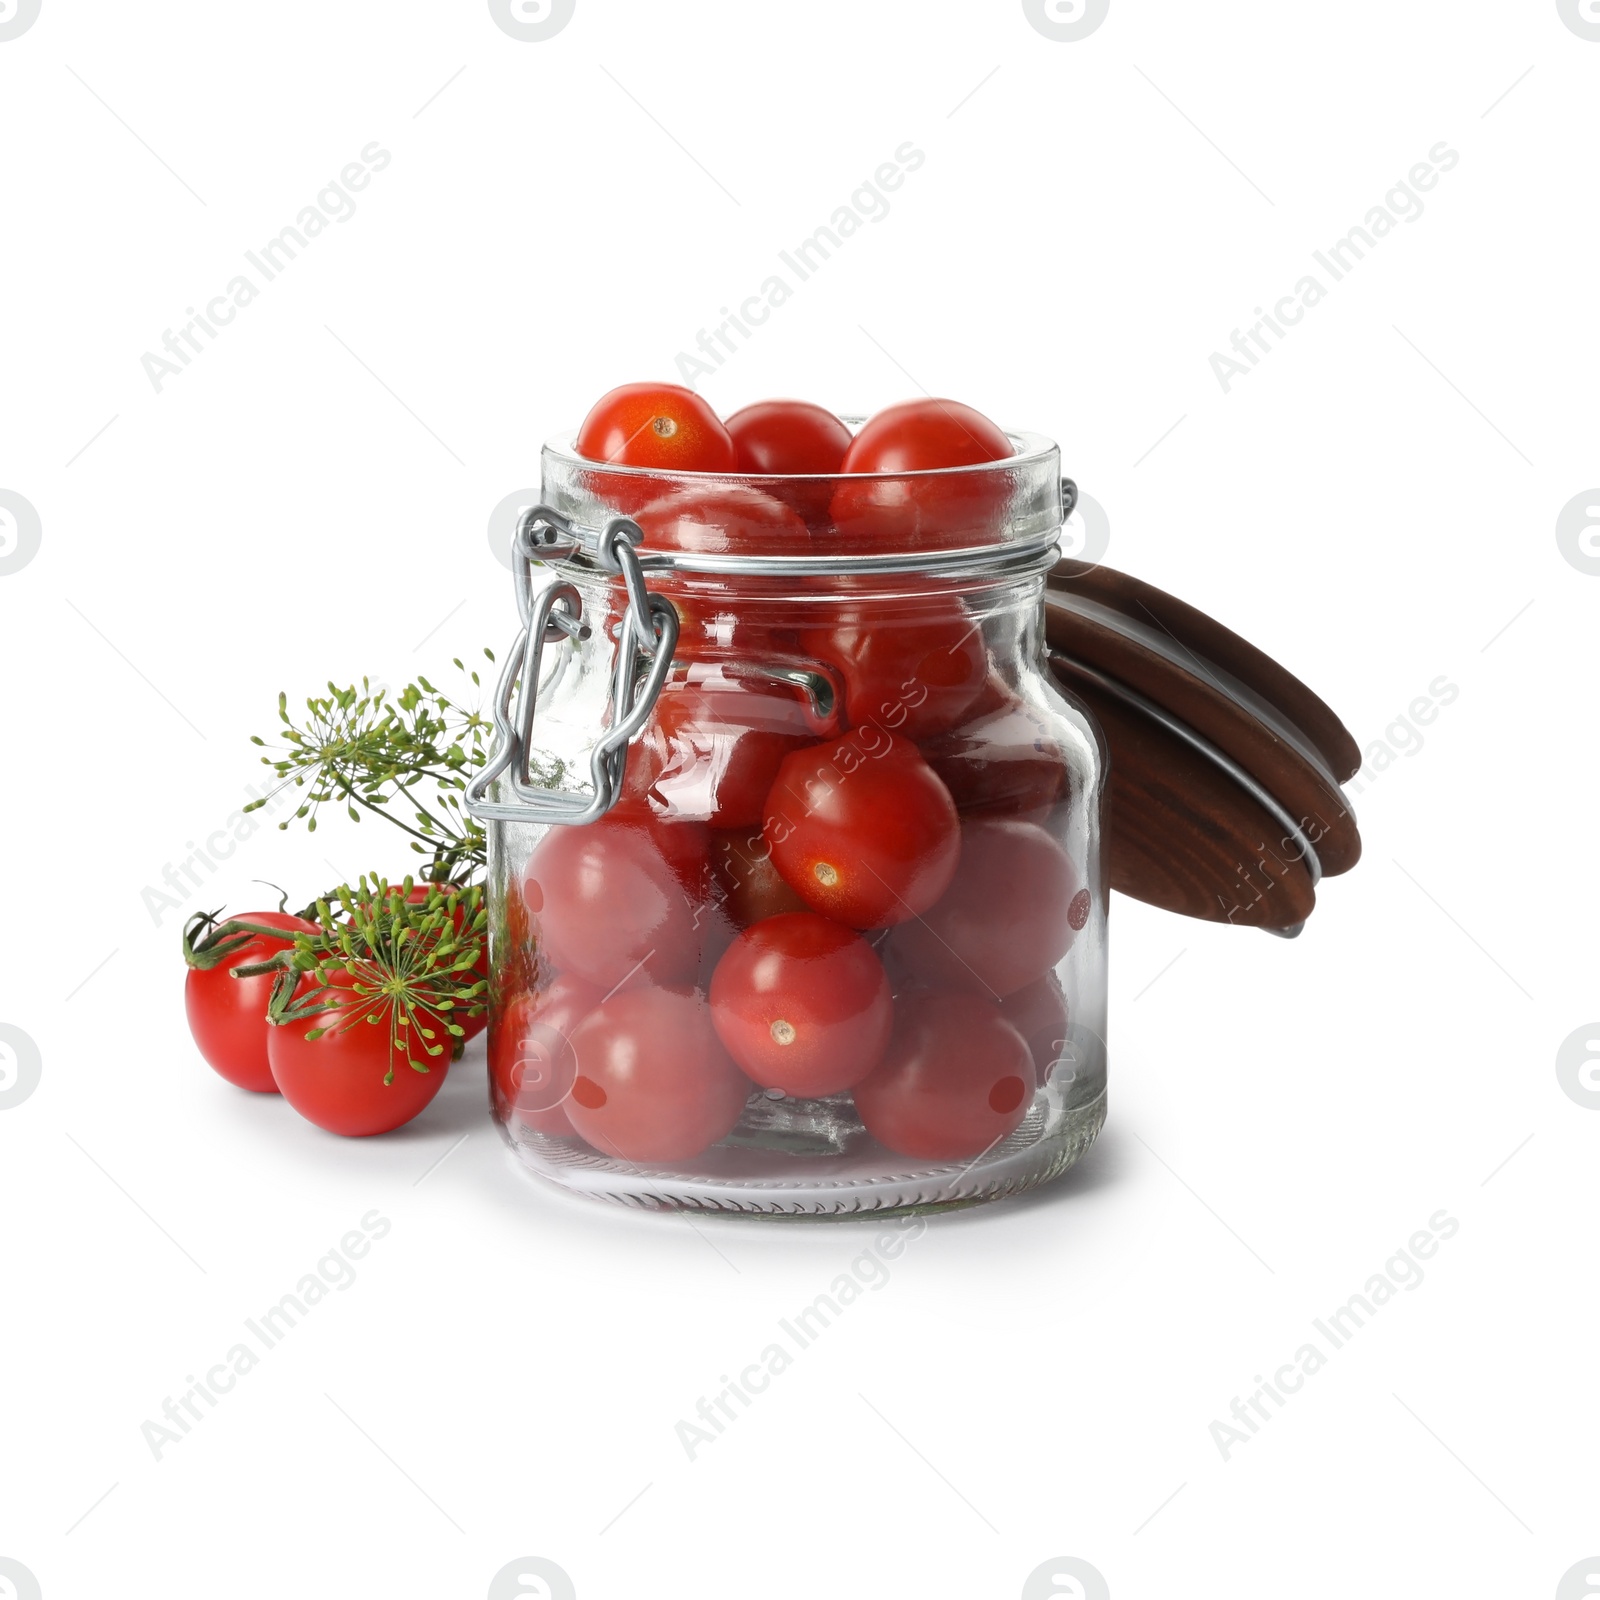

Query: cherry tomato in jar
<box><xmin>800</xmin><ymin>590</ymin><xmax>988</xmax><ymax>743</ymax></box>
<box><xmin>839</xmin><ymin>398</ymin><xmax>1012</xmax><ymax>475</ymax></box>
<box><xmin>612</xmin><ymin>578</ymin><xmax>756</xmax><ymax>676</ymax></box>
<box><xmin>725</xmin><ymin>400</ymin><xmax>852</xmax><ymax>475</ymax></box>
<box><xmin>611</xmin><ymin>722</ymin><xmax>671</xmax><ymax>823</ymax></box>
<box><xmin>710</xmin><ymin>828</ymin><xmax>810</xmax><ymax>927</ymax></box>
<box><xmin>522</xmin><ymin>815</ymin><xmax>704</xmax><ymax>991</ymax></box>
<box><xmin>184</xmin><ymin>910</ymin><xmax>314</xmax><ymax>1093</ymax></box>
<box><xmin>889</xmin><ymin>818</ymin><xmax>1080</xmax><ymax>998</ymax></box>
<box><xmin>646</xmin><ymin>663</ymin><xmax>839</xmax><ymax>829</ymax></box>
<box><xmin>607</xmin><ymin>754</ymin><xmax>722</xmax><ymax>909</ymax></box>
<box><xmin>613</xmin><ymin>489</ymin><xmax>813</xmax><ymax>677</ymax></box>
<box><xmin>567</xmin><ymin>986</ymin><xmax>752</xmax><ymax>1162</ymax></box>
<box><xmin>999</xmin><ymin>972</ymin><xmax>1069</xmax><ymax>1086</ymax></box>
<box><xmin>575</xmin><ymin>382</ymin><xmax>738</xmax><ymax>473</ymax></box>
<box><xmin>853</xmin><ymin>991</ymin><xmax>1035</xmax><ymax>1162</ymax></box>
<box><xmin>954</xmin><ymin>670</ymin><xmax>1018</xmax><ymax>724</ymax></box>
<box><xmin>634</xmin><ymin>484</ymin><xmax>813</xmax><ymax>558</ymax></box>
<box><xmin>643</xmin><ymin>815</ymin><xmax>715</xmax><ymax>901</ymax></box>
<box><xmin>557</xmin><ymin>735</ymin><xmax>714</xmax><ymax>894</ymax></box>
<box><xmin>919</xmin><ymin>680</ymin><xmax>1069</xmax><ymax>824</ymax></box>
<box><xmin>499</xmin><ymin>878</ymin><xmax>541</xmax><ymax>1001</ymax></box>
<box><xmin>763</xmin><ymin>728</ymin><xmax>961</xmax><ymax>929</ymax></box>
<box><xmin>267</xmin><ymin>971</ymin><xmax>450</xmax><ymax>1137</ymax></box>
<box><xmin>725</xmin><ymin>400</ymin><xmax>852</xmax><ymax>526</ymax></box>
<box><xmin>710</xmin><ymin>912</ymin><xmax>893</xmax><ymax>1097</ymax></box>
<box><xmin>489</xmin><ymin>974</ymin><xmax>604</xmax><ymax>1137</ymax></box>
<box><xmin>830</xmin><ymin>398</ymin><xmax>1013</xmax><ymax>549</ymax></box>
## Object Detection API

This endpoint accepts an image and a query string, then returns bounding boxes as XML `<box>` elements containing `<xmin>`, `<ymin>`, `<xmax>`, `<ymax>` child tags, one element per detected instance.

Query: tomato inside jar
<box><xmin>468</xmin><ymin>406</ymin><xmax>1107</xmax><ymax>1215</ymax></box>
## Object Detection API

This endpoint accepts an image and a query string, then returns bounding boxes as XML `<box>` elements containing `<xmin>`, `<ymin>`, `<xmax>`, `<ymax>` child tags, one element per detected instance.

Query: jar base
<box><xmin>501</xmin><ymin>1089</ymin><xmax>1107</xmax><ymax>1217</ymax></box>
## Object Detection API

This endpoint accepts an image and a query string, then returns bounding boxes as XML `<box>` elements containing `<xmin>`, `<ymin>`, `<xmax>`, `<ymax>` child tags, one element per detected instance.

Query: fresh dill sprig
<box><xmin>245</xmin><ymin>651</ymin><xmax>499</xmax><ymax>886</ymax></box>
<box><xmin>264</xmin><ymin>876</ymin><xmax>489</xmax><ymax>1082</ymax></box>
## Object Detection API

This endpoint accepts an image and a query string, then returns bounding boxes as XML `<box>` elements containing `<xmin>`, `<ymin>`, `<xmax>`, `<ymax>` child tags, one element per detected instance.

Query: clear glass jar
<box><xmin>468</xmin><ymin>427</ymin><xmax>1107</xmax><ymax>1215</ymax></box>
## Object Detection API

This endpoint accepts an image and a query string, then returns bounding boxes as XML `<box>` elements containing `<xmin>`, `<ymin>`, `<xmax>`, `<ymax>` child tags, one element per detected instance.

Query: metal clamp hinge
<box><xmin>463</xmin><ymin>506</ymin><xmax>678</xmax><ymax>827</ymax></box>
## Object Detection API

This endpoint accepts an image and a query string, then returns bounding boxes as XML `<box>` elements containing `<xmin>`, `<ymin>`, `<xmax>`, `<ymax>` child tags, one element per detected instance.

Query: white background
<box><xmin>2</xmin><ymin>3</ymin><xmax>1597</xmax><ymax>1597</ymax></box>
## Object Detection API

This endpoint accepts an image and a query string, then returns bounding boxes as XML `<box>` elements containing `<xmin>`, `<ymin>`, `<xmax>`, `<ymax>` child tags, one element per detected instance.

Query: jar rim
<box><xmin>542</xmin><ymin>426</ymin><xmax>1061</xmax><ymax>485</ymax></box>
<box><xmin>536</xmin><ymin>427</ymin><xmax>1069</xmax><ymax>575</ymax></box>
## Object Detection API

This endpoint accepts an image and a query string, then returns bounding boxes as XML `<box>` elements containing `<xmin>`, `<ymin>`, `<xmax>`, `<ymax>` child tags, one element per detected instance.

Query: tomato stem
<box><xmin>182</xmin><ymin>910</ymin><xmax>304</xmax><ymax>972</ymax></box>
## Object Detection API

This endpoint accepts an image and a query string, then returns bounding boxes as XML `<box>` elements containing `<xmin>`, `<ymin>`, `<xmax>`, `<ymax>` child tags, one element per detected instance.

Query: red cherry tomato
<box><xmin>889</xmin><ymin>818</ymin><xmax>1080</xmax><ymax>998</ymax></box>
<box><xmin>607</xmin><ymin>775</ymin><xmax>734</xmax><ymax>979</ymax></box>
<box><xmin>643</xmin><ymin>814</ymin><xmax>715</xmax><ymax>900</ymax></box>
<box><xmin>840</xmin><ymin>398</ymin><xmax>1012</xmax><ymax>474</ymax></box>
<box><xmin>266</xmin><ymin>971</ymin><xmax>450</xmax><ymax>1137</ymax></box>
<box><xmin>853</xmin><ymin>991</ymin><xmax>1034</xmax><ymax>1162</ymax></box>
<box><xmin>634</xmin><ymin>485</ymin><xmax>812</xmax><ymax>557</ymax></box>
<box><xmin>725</xmin><ymin>400</ymin><xmax>851</xmax><ymax>524</ymax></box>
<box><xmin>184</xmin><ymin>911</ymin><xmax>315</xmax><ymax>1093</ymax></box>
<box><xmin>575</xmin><ymin>382</ymin><xmax>738</xmax><ymax>473</ymax></box>
<box><xmin>999</xmin><ymin>972</ymin><xmax>1069</xmax><ymax>1085</ymax></box>
<box><xmin>567</xmin><ymin>987</ymin><xmax>752</xmax><ymax>1162</ymax></box>
<box><xmin>622</xmin><ymin>492</ymin><xmax>812</xmax><ymax>667</ymax></box>
<box><xmin>499</xmin><ymin>874</ymin><xmax>541</xmax><ymax>1000</ymax></box>
<box><xmin>710</xmin><ymin>829</ymin><xmax>810</xmax><ymax>927</ymax></box>
<box><xmin>800</xmin><ymin>591</ymin><xmax>987</xmax><ymax>742</ymax></box>
<box><xmin>489</xmin><ymin>974</ymin><xmax>604</xmax><ymax>1136</ymax></box>
<box><xmin>830</xmin><ymin>398</ymin><xmax>1013</xmax><ymax>549</ymax></box>
<box><xmin>764</xmin><ymin>728</ymin><xmax>960</xmax><ymax>929</ymax></box>
<box><xmin>919</xmin><ymin>678</ymin><xmax>1069</xmax><ymax>823</ymax></box>
<box><xmin>709</xmin><ymin>912</ymin><xmax>892</xmax><ymax>1097</ymax></box>
<box><xmin>694</xmin><ymin>905</ymin><xmax>738</xmax><ymax>988</ymax></box>
<box><xmin>523</xmin><ymin>816</ymin><xmax>703</xmax><ymax>990</ymax></box>
<box><xmin>725</xmin><ymin>400</ymin><xmax>852</xmax><ymax>475</ymax></box>
<box><xmin>643</xmin><ymin>663</ymin><xmax>839</xmax><ymax>829</ymax></box>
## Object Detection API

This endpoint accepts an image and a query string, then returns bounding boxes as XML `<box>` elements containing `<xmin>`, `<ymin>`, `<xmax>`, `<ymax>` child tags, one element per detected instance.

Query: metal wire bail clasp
<box><xmin>463</xmin><ymin>505</ymin><xmax>679</xmax><ymax>827</ymax></box>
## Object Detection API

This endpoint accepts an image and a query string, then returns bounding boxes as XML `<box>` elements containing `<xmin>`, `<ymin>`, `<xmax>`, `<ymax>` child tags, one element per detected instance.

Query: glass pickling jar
<box><xmin>465</xmin><ymin>426</ymin><xmax>1107</xmax><ymax>1215</ymax></box>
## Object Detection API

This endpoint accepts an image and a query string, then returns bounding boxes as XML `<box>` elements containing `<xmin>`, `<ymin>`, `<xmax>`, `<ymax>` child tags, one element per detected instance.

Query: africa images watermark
<box><xmin>1022</xmin><ymin>0</ymin><xmax>1110</xmax><ymax>43</ymax></box>
<box><xmin>1208</xmin><ymin>1208</ymin><xmax>1459</xmax><ymax>1461</ymax></box>
<box><xmin>140</xmin><ymin>142</ymin><xmax>392</xmax><ymax>394</ymax></box>
<box><xmin>674</xmin><ymin>1214</ymin><xmax>926</xmax><ymax>1460</ymax></box>
<box><xmin>488</xmin><ymin>1556</ymin><xmax>577</xmax><ymax>1599</ymax></box>
<box><xmin>1021</xmin><ymin>1557</ymin><xmax>1110</xmax><ymax>1600</ymax></box>
<box><xmin>139</xmin><ymin>779</ymin><xmax>295</xmax><ymax>926</ymax></box>
<box><xmin>0</xmin><ymin>1023</ymin><xmax>43</xmax><ymax>1112</ymax></box>
<box><xmin>1556</xmin><ymin>1023</ymin><xmax>1600</xmax><ymax>1110</ymax></box>
<box><xmin>140</xmin><ymin>1211</ymin><xmax>392</xmax><ymax>1461</ymax></box>
<box><xmin>0</xmin><ymin>0</ymin><xmax>42</xmax><ymax>43</ymax></box>
<box><xmin>1209</xmin><ymin>142</ymin><xmax>1460</xmax><ymax>394</ymax></box>
<box><xmin>488</xmin><ymin>0</ymin><xmax>575</xmax><ymax>43</ymax></box>
<box><xmin>1344</xmin><ymin>674</ymin><xmax>1460</xmax><ymax>798</ymax></box>
<box><xmin>0</xmin><ymin>488</ymin><xmax>43</xmax><ymax>576</ymax></box>
<box><xmin>1558</xmin><ymin>0</ymin><xmax>1600</xmax><ymax>43</ymax></box>
<box><xmin>0</xmin><ymin>1558</ymin><xmax>42</xmax><ymax>1600</ymax></box>
<box><xmin>672</xmin><ymin>141</ymin><xmax>926</xmax><ymax>388</ymax></box>
<box><xmin>1556</xmin><ymin>489</ymin><xmax>1600</xmax><ymax>575</ymax></box>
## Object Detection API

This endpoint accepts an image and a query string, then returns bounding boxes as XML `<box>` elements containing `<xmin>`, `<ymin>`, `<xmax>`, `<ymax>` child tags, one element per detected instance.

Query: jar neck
<box><xmin>555</xmin><ymin>556</ymin><xmax>1049</xmax><ymax>610</ymax></box>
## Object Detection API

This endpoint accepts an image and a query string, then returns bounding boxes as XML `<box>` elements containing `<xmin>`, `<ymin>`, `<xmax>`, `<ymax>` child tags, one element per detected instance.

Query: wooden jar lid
<box><xmin>1045</xmin><ymin>560</ymin><xmax>1361</xmax><ymax>933</ymax></box>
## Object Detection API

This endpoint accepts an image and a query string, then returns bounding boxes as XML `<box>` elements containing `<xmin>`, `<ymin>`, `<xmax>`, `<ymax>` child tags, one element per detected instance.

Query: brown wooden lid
<box><xmin>1045</xmin><ymin>560</ymin><xmax>1361</xmax><ymax>931</ymax></box>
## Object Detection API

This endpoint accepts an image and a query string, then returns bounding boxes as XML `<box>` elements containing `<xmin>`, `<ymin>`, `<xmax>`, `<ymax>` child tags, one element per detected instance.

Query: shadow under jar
<box><xmin>466</xmin><ymin>427</ymin><xmax>1108</xmax><ymax>1215</ymax></box>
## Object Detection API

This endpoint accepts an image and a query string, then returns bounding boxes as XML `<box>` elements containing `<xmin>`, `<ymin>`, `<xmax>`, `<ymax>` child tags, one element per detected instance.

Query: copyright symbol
<box><xmin>0</xmin><ymin>0</ymin><xmax>41</xmax><ymax>43</ymax></box>
<box><xmin>1022</xmin><ymin>0</ymin><xmax>1109</xmax><ymax>42</ymax></box>
<box><xmin>1556</xmin><ymin>0</ymin><xmax>1600</xmax><ymax>42</ymax></box>
<box><xmin>0</xmin><ymin>491</ymin><xmax>42</xmax><ymax>576</ymax></box>
<box><xmin>488</xmin><ymin>0</ymin><xmax>576</xmax><ymax>42</ymax></box>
